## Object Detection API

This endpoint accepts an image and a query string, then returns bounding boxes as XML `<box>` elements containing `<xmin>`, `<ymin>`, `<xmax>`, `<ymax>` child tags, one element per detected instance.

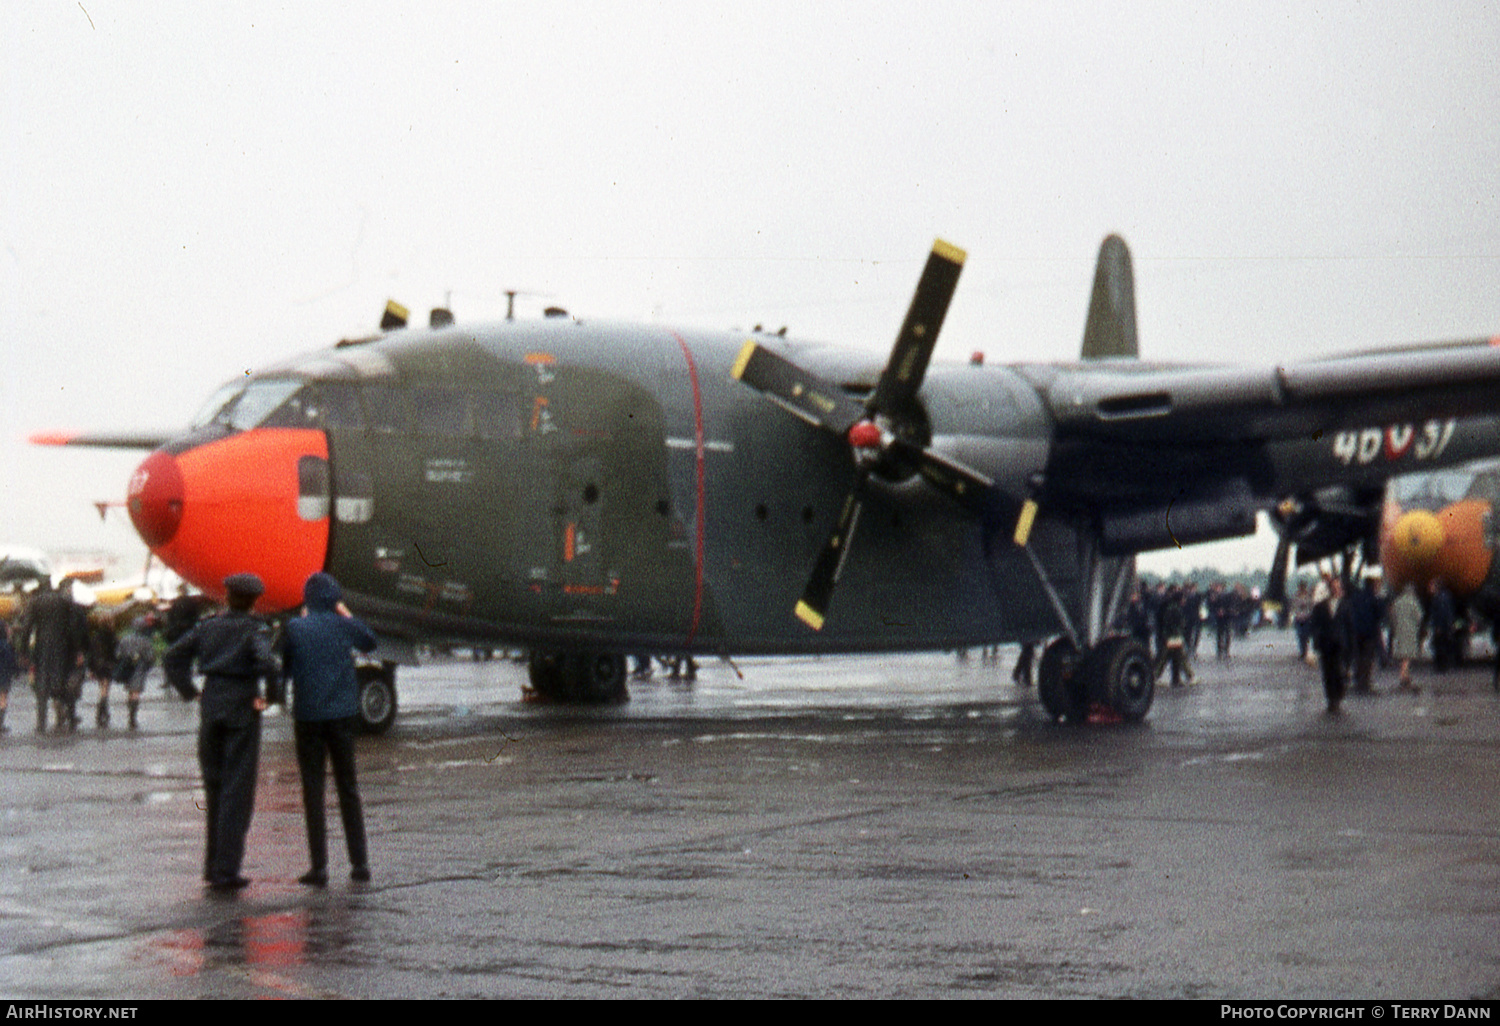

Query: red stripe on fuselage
<box><xmin>672</xmin><ymin>332</ymin><xmax>706</xmax><ymax>647</ymax></box>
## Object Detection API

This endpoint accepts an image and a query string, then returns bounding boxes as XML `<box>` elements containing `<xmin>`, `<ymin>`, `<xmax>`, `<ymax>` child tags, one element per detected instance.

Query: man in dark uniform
<box><xmin>165</xmin><ymin>573</ymin><xmax>280</xmax><ymax>892</ymax></box>
<box><xmin>15</xmin><ymin>577</ymin><xmax>88</xmax><ymax>733</ymax></box>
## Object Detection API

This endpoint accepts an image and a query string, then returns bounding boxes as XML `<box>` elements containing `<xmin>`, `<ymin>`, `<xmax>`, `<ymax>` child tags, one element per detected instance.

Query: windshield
<box><xmin>189</xmin><ymin>382</ymin><xmax>246</xmax><ymax>428</ymax></box>
<box><xmin>1390</xmin><ymin>469</ymin><xmax>1475</xmax><ymax>510</ymax></box>
<box><xmin>191</xmin><ymin>379</ymin><xmax>306</xmax><ymax>431</ymax></box>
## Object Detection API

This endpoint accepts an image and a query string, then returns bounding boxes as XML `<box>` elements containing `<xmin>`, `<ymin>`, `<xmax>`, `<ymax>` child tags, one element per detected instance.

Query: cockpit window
<box><xmin>1467</xmin><ymin>467</ymin><xmax>1500</xmax><ymax>502</ymax></box>
<box><xmin>190</xmin><ymin>382</ymin><xmax>247</xmax><ymax>428</ymax></box>
<box><xmin>260</xmin><ymin>381</ymin><xmax>367</xmax><ymax>431</ymax></box>
<box><xmin>193</xmin><ymin>379</ymin><xmax>305</xmax><ymax>431</ymax></box>
<box><xmin>318</xmin><ymin>382</ymin><xmax>366</xmax><ymax>430</ymax></box>
<box><xmin>1390</xmin><ymin>469</ymin><xmax>1475</xmax><ymax>510</ymax></box>
<box><xmin>413</xmin><ymin>385</ymin><xmax>465</xmax><ymax>437</ymax></box>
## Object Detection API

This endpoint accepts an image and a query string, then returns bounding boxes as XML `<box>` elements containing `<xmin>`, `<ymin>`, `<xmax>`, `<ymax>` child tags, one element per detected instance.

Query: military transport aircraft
<box><xmin>34</xmin><ymin>236</ymin><xmax>1500</xmax><ymax>730</ymax></box>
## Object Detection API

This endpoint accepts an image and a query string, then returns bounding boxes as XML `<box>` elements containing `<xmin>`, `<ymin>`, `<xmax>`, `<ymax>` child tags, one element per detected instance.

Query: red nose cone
<box><xmin>128</xmin><ymin>450</ymin><xmax>185</xmax><ymax>547</ymax></box>
<box><xmin>129</xmin><ymin>429</ymin><xmax>330</xmax><ymax>611</ymax></box>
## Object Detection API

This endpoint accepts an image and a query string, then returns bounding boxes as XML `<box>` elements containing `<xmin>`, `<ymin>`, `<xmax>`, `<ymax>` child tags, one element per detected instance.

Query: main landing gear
<box><xmin>1035</xmin><ymin>635</ymin><xmax>1154</xmax><ymax>724</ymax></box>
<box><xmin>1021</xmin><ymin>529</ymin><xmax>1155</xmax><ymax>724</ymax></box>
<box><xmin>527</xmin><ymin>650</ymin><xmax>630</xmax><ymax>704</ymax></box>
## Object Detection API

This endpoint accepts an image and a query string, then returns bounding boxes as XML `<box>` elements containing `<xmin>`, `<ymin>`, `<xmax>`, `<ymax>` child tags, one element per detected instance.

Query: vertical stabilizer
<box><xmin>1081</xmin><ymin>234</ymin><xmax>1138</xmax><ymax>360</ymax></box>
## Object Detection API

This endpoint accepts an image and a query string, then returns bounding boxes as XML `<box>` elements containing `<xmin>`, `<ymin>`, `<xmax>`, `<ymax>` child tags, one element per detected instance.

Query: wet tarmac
<box><xmin>2</xmin><ymin>629</ymin><xmax>1499</xmax><ymax>999</ymax></box>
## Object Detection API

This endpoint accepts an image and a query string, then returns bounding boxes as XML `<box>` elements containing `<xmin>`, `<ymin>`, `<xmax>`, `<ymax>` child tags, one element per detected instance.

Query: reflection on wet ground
<box><xmin>3</xmin><ymin>630</ymin><xmax>1500</xmax><ymax>998</ymax></box>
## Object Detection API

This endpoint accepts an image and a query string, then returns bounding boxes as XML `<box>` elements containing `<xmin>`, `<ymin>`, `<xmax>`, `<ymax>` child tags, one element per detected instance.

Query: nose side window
<box><xmin>297</xmin><ymin>455</ymin><xmax>330</xmax><ymax>521</ymax></box>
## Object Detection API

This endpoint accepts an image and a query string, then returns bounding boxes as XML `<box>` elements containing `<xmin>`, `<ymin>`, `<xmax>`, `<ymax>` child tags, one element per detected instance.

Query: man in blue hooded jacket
<box><xmin>282</xmin><ymin>572</ymin><xmax>377</xmax><ymax>885</ymax></box>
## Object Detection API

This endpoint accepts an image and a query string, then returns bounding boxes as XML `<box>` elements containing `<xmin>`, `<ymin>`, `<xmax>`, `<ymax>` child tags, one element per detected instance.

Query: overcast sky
<box><xmin>3</xmin><ymin>1</ymin><xmax>1498</xmax><ymax>580</ymax></box>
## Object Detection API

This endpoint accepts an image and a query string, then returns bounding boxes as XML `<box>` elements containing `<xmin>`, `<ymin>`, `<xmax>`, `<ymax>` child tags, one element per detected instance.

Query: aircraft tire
<box><xmin>569</xmin><ymin>650</ymin><xmax>629</xmax><ymax>705</ymax></box>
<box><xmin>1037</xmin><ymin>638</ymin><xmax>1084</xmax><ymax>722</ymax></box>
<box><xmin>528</xmin><ymin>651</ymin><xmax>567</xmax><ymax>700</ymax></box>
<box><xmin>529</xmin><ymin>650</ymin><xmax>628</xmax><ymax>704</ymax></box>
<box><xmin>356</xmin><ymin>663</ymin><xmax>398</xmax><ymax>734</ymax></box>
<box><xmin>1083</xmin><ymin>636</ymin><xmax>1154</xmax><ymax>722</ymax></box>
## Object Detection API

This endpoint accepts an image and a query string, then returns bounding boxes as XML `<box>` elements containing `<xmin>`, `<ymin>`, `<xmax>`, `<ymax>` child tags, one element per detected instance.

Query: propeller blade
<box><xmin>1013</xmin><ymin>498</ymin><xmax>1041</xmax><ymax>547</ymax></box>
<box><xmin>867</xmin><ymin>239</ymin><xmax>966</xmax><ymax>416</ymax></box>
<box><xmin>731</xmin><ymin>341</ymin><xmax>866</xmax><ymax>435</ymax></box>
<box><xmin>380</xmin><ymin>299</ymin><xmax>409</xmax><ymax>331</ymax></box>
<box><xmin>883</xmin><ymin>436</ymin><xmax>994</xmax><ymax>505</ymax></box>
<box><xmin>794</xmin><ymin>484</ymin><xmax>866</xmax><ymax>630</ymax></box>
<box><xmin>1266</xmin><ymin>535</ymin><xmax>1293</xmax><ymax>606</ymax></box>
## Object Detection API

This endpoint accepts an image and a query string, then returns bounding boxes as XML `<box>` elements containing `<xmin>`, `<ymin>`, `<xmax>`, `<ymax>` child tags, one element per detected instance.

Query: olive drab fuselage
<box><xmin>205</xmin><ymin>321</ymin><xmax>1074</xmax><ymax>656</ymax></box>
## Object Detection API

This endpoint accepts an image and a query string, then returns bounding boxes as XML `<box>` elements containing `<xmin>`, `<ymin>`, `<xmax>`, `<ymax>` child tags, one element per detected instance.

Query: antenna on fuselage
<box><xmin>502</xmin><ymin>288</ymin><xmax>556</xmax><ymax>321</ymax></box>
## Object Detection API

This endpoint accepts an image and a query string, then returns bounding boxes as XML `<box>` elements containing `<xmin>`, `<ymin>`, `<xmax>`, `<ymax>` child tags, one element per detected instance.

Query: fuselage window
<box><xmin>413</xmin><ymin>385</ymin><xmax>465</xmax><ymax>437</ymax></box>
<box><xmin>364</xmin><ymin>384</ymin><xmax>409</xmax><ymax>434</ymax></box>
<box><xmin>317</xmin><ymin>382</ymin><xmax>366</xmax><ymax>430</ymax></box>
<box><xmin>472</xmin><ymin>391</ymin><xmax>522</xmax><ymax>441</ymax></box>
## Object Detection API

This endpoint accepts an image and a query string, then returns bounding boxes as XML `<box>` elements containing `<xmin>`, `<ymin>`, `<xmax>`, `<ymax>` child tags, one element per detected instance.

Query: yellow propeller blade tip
<box><xmin>1013</xmin><ymin>499</ymin><xmax>1039</xmax><ymax>547</ymax></box>
<box><xmin>730</xmin><ymin>340</ymin><xmax>759</xmax><ymax>381</ymax></box>
<box><xmin>932</xmin><ymin>239</ymin><xmax>967</xmax><ymax>266</ymax></box>
<box><xmin>794</xmin><ymin>600</ymin><xmax>826</xmax><ymax>631</ymax></box>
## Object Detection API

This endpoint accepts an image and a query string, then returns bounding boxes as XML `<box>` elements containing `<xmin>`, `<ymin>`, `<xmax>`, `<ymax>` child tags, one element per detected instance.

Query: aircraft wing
<box><xmin>29</xmin><ymin>430</ymin><xmax>173</xmax><ymax>450</ymax></box>
<box><xmin>1036</xmin><ymin>338</ymin><xmax>1500</xmax><ymax>444</ymax></box>
<box><xmin>1019</xmin><ymin>337</ymin><xmax>1500</xmax><ymax>554</ymax></box>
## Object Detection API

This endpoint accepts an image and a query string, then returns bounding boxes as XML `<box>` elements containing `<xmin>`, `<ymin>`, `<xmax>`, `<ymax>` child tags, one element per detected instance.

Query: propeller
<box><xmin>380</xmin><ymin>299</ymin><xmax>409</xmax><ymax>331</ymax></box>
<box><xmin>1266</xmin><ymin>532</ymin><xmax>1294</xmax><ymax>606</ymax></box>
<box><xmin>1266</xmin><ymin>489</ymin><xmax>1384</xmax><ymax>603</ymax></box>
<box><xmin>732</xmin><ymin>239</ymin><xmax>994</xmax><ymax>630</ymax></box>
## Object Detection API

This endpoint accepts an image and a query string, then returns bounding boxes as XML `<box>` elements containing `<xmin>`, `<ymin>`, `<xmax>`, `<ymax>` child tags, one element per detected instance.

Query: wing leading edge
<box><xmin>1037</xmin><ymin>337</ymin><xmax>1500</xmax><ymax>444</ymax></box>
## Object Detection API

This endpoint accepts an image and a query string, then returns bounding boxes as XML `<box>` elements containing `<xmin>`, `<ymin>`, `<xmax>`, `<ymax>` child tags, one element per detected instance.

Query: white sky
<box><xmin>3</xmin><ymin>1</ymin><xmax>1498</xmax><ymax>580</ymax></box>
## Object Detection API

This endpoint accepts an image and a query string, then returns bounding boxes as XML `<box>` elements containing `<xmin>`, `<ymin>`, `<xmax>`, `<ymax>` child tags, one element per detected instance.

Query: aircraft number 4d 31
<box><xmin>37</xmin><ymin>236</ymin><xmax>1500</xmax><ymax>731</ymax></box>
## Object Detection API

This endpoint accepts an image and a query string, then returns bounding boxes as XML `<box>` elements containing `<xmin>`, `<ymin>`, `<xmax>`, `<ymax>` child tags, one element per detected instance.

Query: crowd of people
<box><xmin>0</xmin><ymin>575</ymin><xmax>203</xmax><ymax>736</ymax></box>
<box><xmin>1124</xmin><ymin>579</ymin><xmax>1263</xmax><ymax>687</ymax></box>
<box><xmin>1</xmin><ymin>570</ymin><xmax>378</xmax><ymax>895</ymax></box>
<box><xmin>1123</xmin><ymin>569</ymin><xmax>1488</xmax><ymax>715</ymax></box>
<box><xmin>1290</xmin><ymin>571</ymin><xmax>1481</xmax><ymax>713</ymax></box>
